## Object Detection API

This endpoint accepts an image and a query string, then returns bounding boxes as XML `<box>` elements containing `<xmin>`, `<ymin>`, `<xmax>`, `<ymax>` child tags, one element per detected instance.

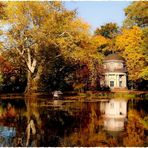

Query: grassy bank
<box><xmin>78</xmin><ymin>90</ymin><xmax>148</xmax><ymax>100</ymax></box>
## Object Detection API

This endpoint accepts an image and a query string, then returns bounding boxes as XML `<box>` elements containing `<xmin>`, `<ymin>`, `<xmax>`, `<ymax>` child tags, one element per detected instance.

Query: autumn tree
<box><xmin>0</xmin><ymin>50</ymin><xmax>27</xmax><ymax>92</ymax></box>
<box><xmin>2</xmin><ymin>2</ymin><xmax>92</xmax><ymax>94</ymax></box>
<box><xmin>115</xmin><ymin>26</ymin><xmax>147</xmax><ymax>87</ymax></box>
<box><xmin>139</xmin><ymin>27</ymin><xmax>148</xmax><ymax>81</ymax></box>
<box><xmin>103</xmin><ymin>2</ymin><xmax>147</xmax><ymax>89</ymax></box>
<box><xmin>0</xmin><ymin>2</ymin><xmax>6</xmax><ymax>50</ymax></box>
<box><xmin>0</xmin><ymin>2</ymin><xmax>5</xmax><ymax>19</ymax></box>
<box><xmin>124</xmin><ymin>1</ymin><xmax>148</xmax><ymax>28</ymax></box>
<box><xmin>60</xmin><ymin>35</ymin><xmax>104</xmax><ymax>90</ymax></box>
<box><xmin>0</xmin><ymin>2</ymin><xmax>7</xmax><ymax>89</ymax></box>
<box><xmin>93</xmin><ymin>35</ymin><xmax>112</xmax><ymax>56</ymax></box>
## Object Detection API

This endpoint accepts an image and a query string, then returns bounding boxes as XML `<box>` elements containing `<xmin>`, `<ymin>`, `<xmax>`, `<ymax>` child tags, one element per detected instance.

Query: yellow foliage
<box><xmin>92</xmin><ymin>35</ymin><xmax>110</xmax><ymax>48</ymax></box>
<box><xmin>116</xmin><ymin>26</ymin><xmax>143</xmax><ymax>51</ymax></box>
<box><xmin>2</xmin><ymin>1</ymin><xmax>105</xmax><ymax>91</ymax></box>
<box><xmin>2</xmin><ymin>1</ymin><xmax>94</xmax><ymax>92</ymax></box>
<box><xmin>115</xmin><ymin>26</ymin><xmax>147</xmax><ymax>81</ymax></box>
<box><xmin>139</xmin><ymin>66</ymin><xmax>148</xmax><ymax>80</ymax></box>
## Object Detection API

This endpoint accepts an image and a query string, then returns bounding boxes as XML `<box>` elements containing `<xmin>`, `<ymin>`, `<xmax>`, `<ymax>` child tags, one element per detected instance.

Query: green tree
<box><xmin>94</xmin><ymin>23</ymin><xmax>120</xmax><ymax>55</ymax></box>
<box><xmin>94</xmin><ymin>23</ymin><xmax>119</xmax><ymax>39</ymax></box>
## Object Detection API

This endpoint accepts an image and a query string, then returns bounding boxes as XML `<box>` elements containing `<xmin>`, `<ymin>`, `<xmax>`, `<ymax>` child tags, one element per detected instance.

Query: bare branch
<box><xmin>55</xmin><ymin>54</ymin><xmax>62</xmax><ymax>59</ymax></box>
<box><xmin>59</xmin><ymin>31</ymin><xmax>73</xmax><ymax>38</ymax></box>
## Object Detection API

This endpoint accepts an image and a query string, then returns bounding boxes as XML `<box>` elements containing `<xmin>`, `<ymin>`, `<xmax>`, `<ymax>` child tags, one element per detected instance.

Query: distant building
<box><xmin>100</xmin><ymin>99</ymin><xmax>127</xmax><ymax>131</ymax></box>
<box><xmin>103</xmin><ymin>54</ymin><xmax>127</xmax><ymax>89</ymax></box>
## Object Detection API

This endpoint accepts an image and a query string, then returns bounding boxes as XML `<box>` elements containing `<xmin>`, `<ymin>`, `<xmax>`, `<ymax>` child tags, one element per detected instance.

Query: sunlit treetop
<box><xmin>115</xmin><ymin>26</ymin><xmax>147</xmax><ymax>80</ymax></box>
<box><xmin>124</xmin><ymin>1</ymin><xmax>148</xmax><ymax>28</ymax></box>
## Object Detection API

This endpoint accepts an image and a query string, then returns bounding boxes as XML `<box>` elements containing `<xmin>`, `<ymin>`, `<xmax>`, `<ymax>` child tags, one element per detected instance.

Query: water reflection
<box><xmin>101</xmin><ymin>99</ymin><xmax>127</xmax><ymax>131</ymax></box>
<box><xmin>0</xmin><ymin>97</ymin><xmax>147</xmax><ymax>147</ymax></box>
<box><xmin>0</xmin><ymin>126</ymin><xmax>16</xmax><ymax>147</ymax></box>
<box><xmin>25</xmin><ymin>94</ymin><xmax>42</xmax><ymax>147</ymax></box>
<box><xmin>0</xmin><ymin>102</ymin><xmax>17</xmax><ymax>120</ymax></box>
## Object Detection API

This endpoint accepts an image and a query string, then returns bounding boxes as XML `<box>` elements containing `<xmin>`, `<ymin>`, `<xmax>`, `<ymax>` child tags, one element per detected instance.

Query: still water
<box><xmin>0</xmin><ymin>96</ymin><xmax>147</xmax><ymax>147</ymax></box>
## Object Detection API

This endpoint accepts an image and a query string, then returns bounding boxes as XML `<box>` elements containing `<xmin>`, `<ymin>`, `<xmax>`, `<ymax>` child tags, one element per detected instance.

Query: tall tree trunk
<box><xmin>25</xmin><ymin>65</ymin><xmax>42</xmax><ymax>94</ymax></box>
<box><xmin>24</xmin><ymin>48</ymin><xmax>37</xmax><ymax>94</ymax></box>
<box><xmin>25</xmin><ymin>70</ymin><xmax>32</xmax><ymax>94</ymax></box>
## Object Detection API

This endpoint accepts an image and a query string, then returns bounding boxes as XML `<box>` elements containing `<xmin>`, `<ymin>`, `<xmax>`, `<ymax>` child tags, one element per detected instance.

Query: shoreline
<box><xmin>0</xmin><ymin>90</ymin><xmax>147</xmax><ymax>100</ymax></box>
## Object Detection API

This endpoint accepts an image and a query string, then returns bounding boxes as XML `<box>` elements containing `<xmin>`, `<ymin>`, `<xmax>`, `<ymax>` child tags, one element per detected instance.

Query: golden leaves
<box><xmin>139</xmin><ymin>66</ymin><xmax>148</xmax><ymax>80</ymax></box>
<box><xmin>115</xmin><ymin>26</ymin><xmax>147</xmax><ymax>81</ymax></box>
<box><xmin>115</xmin><ymin>26</ymin><xmax>143</xmax><ymax>51</ymax></box>
<box><xmin>92</xmin><ymin>35</ymin><xmax>110</xmax><ymax>49</ymax></box>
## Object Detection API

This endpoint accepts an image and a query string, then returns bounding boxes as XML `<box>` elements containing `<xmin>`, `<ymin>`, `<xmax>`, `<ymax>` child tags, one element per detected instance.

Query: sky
<box><xmin>64</xmin><ymin>1</ymin><xmax>132</xmax><ymax>32</ymax></box>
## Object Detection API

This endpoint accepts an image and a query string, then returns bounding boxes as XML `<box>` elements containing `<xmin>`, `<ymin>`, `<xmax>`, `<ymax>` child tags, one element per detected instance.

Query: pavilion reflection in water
<box><xmin>100</xmin><ymin>99</ymin><xmax>127</xmax><ymax>131</ymax></box>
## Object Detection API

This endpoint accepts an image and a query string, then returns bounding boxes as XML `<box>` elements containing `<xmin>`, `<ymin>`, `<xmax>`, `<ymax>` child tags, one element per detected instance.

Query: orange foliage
<box><xmin>0</xmin><ymin>56</ymin><xmax>14</xmax><ymax>74</ymax></box>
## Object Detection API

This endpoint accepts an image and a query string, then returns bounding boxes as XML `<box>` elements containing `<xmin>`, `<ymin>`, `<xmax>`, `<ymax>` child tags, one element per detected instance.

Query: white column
<box><xmin>116</xmin><ymin>74</ymin><xmax>118</xmax><ymax>88</ymax></box>
<box><xmin>117</xmin><ymin>74</ymin><xmax>119</xmax><ymax>87</ymax></box>
<box><xmin>124</xmin><ymin>74</ymin><xmax>127</xmax><ymax>88</ymax></box>
<box><xmin>105</xmin><ymin>74</ymin><xmax>108</xmax><ymax>86</ymax></box>
<box><xmin>106</xmin><ymin>73</ymin><xmax>109</xmax><ymax>86</ymax></box>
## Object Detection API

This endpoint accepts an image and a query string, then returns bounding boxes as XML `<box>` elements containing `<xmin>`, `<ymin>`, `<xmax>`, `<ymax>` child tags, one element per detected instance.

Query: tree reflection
<box><xmin>123</xmin><ymin>109</ymin><xmax>145</xmax><ymax>146</ymax></box>
<box><xmin>25</xmin><ymin>94</ymin><xmax>41</xmax><ymax>146</ymax></box>
<box><xmin>61</xmin><ymin>103</ymin><xmax>118</xmax><ymax>147</ymax></box>
<box><xmin>0</xmin><ymin>97</ymin><xmax>147</xmax><ymax>147</ymax></box>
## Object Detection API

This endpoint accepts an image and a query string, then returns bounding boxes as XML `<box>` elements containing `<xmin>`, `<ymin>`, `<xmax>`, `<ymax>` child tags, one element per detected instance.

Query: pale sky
<box><xmin>64</xmin><ymin>1</ymin><xmax>132</xmax><ymax>32</ymax></box>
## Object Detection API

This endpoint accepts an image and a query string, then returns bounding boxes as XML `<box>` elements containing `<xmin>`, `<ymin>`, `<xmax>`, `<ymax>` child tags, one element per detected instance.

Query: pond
<box><xmin>0</xmin><ymin>95</ymin><xmax>147</xmax><ymax>147</ymax></box>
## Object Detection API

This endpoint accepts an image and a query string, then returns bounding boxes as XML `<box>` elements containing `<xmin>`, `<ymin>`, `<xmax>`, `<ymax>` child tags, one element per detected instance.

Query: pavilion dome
<box><xmin>104</xmin><ymin>54</ymin><xmax>125</xmax><ymax>61</ymax></box>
